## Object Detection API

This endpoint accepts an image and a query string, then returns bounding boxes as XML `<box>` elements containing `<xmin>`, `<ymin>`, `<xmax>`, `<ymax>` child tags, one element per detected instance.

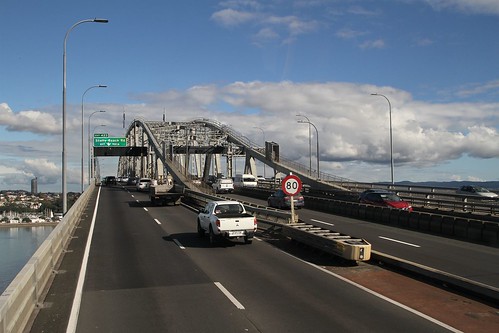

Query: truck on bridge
<box><xmin>149</xmin><ymin>176</ymin><xmax>184</xmax><ymax>205</ymax></box>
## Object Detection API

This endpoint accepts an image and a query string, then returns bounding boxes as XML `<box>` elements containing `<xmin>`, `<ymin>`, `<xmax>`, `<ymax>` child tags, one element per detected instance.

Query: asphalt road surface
<box><xmin>44</xmin><ymin>186</ymin><xmax>459</xmax><ymax>332</ymax></box>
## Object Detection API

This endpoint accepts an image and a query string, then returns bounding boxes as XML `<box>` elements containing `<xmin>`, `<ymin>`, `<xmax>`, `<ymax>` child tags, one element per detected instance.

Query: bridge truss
<box><xmin>116</xmin><ymin>118</ymin><xmax>349</xmax><ymax>189</ymax></box>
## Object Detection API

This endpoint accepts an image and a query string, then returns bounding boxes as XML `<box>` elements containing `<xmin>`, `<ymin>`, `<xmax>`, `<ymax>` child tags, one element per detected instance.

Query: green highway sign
<box><xmin>94</xmin><ymin>133</ymin><xmax>109</xmax><ymax>137</ymax></box>
<box><xmin>93</xmin><ymin>137</ymin><xmax>127</xmax><ymax>147</ymax></box>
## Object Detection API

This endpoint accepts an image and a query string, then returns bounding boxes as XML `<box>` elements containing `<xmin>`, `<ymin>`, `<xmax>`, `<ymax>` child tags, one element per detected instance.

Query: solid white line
<box><xmin>173</xmin><ymin>239</ymin><xmax>185</xmax><ymax>249</ymax></box>
<box><xmin>154</xmin><ymin>218</ymin><xmax>161</xmax><ymax>225</ymax></box>
<box><xmin>279</xmin><ymin>251</ymin><xmax>461</xmax><ymax>332</ymax></box>
<box><xmin>66</xmin><ymin>186</ymin><xmax>102</xmax><ymax>333</ymax></box>
<box><xmin>311</xmin><ymin>219</ymin><xmax>334</xmax><ymax>227</ymax></box>
<box><xmin>379</xmin><ymin>236</ymin><xmax>421</xmax><ymax>248</ymax></box>
<box><xmin>214</xmin><ymin>282</ymin><xmax>245</xmax><ymax>310</ymax></box>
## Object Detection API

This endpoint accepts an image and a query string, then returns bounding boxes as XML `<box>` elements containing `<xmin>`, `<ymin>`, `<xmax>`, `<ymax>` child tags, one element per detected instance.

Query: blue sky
<box><xmin>1</xmin><ymin>0</ymin><xmax>499</xmax><ymax>192</ymax></box>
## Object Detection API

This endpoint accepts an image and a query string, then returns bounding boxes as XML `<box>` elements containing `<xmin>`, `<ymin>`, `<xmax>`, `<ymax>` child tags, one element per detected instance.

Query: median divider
<box><xmin>0</xmin><ymin>183</ymin><xmax>95</xmax><ymax>333</ymax></box>
<box><xmin>184</xmin><ymin>189</ymin><xmax>371</xmax><ymax>262</ymax></box>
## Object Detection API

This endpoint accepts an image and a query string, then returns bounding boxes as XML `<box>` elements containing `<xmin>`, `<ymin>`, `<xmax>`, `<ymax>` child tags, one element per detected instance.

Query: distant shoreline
<box><xmin>0</xmin><ymin>222</ymin><xmax>58</xmax><ymax>228</ymax></box>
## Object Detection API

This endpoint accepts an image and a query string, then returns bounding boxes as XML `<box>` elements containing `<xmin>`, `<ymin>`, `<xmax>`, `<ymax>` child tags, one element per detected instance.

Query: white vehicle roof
<box><xmin>211</xmin><ymin>200</ymin><xmax>242</xmax><ymax>205</ymax></box>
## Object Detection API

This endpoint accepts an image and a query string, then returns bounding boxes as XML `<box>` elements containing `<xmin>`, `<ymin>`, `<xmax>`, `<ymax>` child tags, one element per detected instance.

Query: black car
<box><xmin>104</xmin><ymin>176</ymin><xmax>117</xmax><ymax>185</ymax></box>
<box><xmin>267</xmin><ymin>189</ymin><xmax>305</xmax><ymax>209</ymax></box>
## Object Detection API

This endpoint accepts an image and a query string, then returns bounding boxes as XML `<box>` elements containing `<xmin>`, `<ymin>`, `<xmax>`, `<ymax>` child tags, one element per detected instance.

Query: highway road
<box><xmin>228</xmin><ymin>193</ymin><xmax>499</xmax><ymax>290</ymax></box>
<box><xmin>66</xmin><ymin>186</ymin><xmax>461</xmax><ymax>332</ymax></box>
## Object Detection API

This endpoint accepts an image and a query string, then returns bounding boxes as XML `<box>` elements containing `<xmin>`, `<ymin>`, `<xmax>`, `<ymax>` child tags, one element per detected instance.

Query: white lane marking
<box><xmin>67</xmin><ymin>186</ymin><xmax>102</xmax><ymax>333</ymax></box>
<box><xmin>214</xmin><ymin>282</ymin><xmax>245</xmax><ymax>310</ymax></box>
<box><xmin>131</xmin><ymin>194</ymin><xmax>135</xmax><ymax>198</ymax></box>
<box><xmin>154</xmin><ymin>218</ymin><xmax>162</xmax><ymax>225</ymax></box>
<box><xmin>173</xmin><ymin>239</ymin><xmax>185</xmax><ymax>249</ymax></box>
<box><xmin>279</xmin><ymin>251</ymin><xmax>462</xmax><ymax>333</ymax></box>
<box><xmin>379</xmin><ymin>236</ymin><xmax>421</xmax><ymax>248</ymax></box>
<box><xmin>311</xmin><ymin>219</ymin><xmax>334</xmax><ymax>227</ymax></box>
<box><xmin>143</xmin><ymin>207</ymin><xmax>148</xmax><ymax>212</ymax></box>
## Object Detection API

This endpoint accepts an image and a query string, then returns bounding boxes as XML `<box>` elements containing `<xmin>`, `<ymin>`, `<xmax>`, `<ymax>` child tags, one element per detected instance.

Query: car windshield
<box><xmin>220</xmin><ymin>179</ymin><xmax>232</xmax><ymax>184</ymax></box>
<box><xmin>380</xmin><ymin>193</ymin><xmax>402</xmax><ymax>202</ymax></box>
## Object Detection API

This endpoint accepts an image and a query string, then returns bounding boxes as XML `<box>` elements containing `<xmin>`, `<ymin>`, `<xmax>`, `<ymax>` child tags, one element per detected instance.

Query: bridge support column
<box><xmin>202</xmin><ymin>154</ymin><xmax>212</xmax><ymax>182</ymax></box>
<box><xmin>244</xmin><ymin>154</ymin><xmax>257</xmax><ymax>176</ymax></box>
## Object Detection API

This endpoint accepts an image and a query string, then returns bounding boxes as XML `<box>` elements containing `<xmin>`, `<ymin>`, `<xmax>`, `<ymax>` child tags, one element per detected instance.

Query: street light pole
<box><xmin>81</xmin><ymin>85</ymin><xmax>107</xmax><ymax>192</ymax></box>
<box><xmin>371</xmin><ymin>93</ymin><xmax>394</xmax><ymax>185</ymax></box>
<box><xmin>296</xmin><ymin>114</ymin><xmax>312</xmax><ymax>176</ymax></box>
<box><xmin>253</xmin><ymin>126</ymin><xmax>266</xmax><ymax>178</ymax></box>
<box><xmin>62</xmin><ymin>18</ymin><xmax>108</xmax><ymax>214</ymax></box>
<box><xmin>297</xmin><ymin>119</ymin><xmax>319</xmax><ymax>179</ymax></box>
<box><xmin>88</xmin><ymin>110</ymin><xmax>106</xmax><ymax>184</ymax></box>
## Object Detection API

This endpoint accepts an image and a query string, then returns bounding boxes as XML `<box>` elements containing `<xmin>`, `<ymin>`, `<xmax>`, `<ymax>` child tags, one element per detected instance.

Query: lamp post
<box><xmin>91</xmin><ymin>124</ymin><xmax>106</xmax><ymax>181</ymax></box>
<box><xmin>88</xmin><ymin>110</ymin><xmax>106</xmax><ymax>184</ymax></box>
<box><xmin>296</xmin><ymin>114</ymin><xmax>312</xmax><ymax>176</ymax></box>
<box><xmin>371</xmin><ymin>93</ymin><xmax>394</xmax><ymax>185</ymax></box>
<box><xmin>297</xmin><ymin>119</ymin><xmax>319</xmax><ymax>179</ymax></box>
<box><xmin>253</xmin><ymin>126</ymin><xmax>266</xmax><ymax>178</ymax></box>
<box><xmin>62</xmin><ymin>18</ymin><xmax>108</xmax><ymax>214</ymax></box>
<box><xmin>81</xmin><ymin>85</ymin><xmax>107</xmax><ymax>192</ymax></box>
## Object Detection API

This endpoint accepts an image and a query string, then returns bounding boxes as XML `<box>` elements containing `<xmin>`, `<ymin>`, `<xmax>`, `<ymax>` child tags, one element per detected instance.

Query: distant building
<box><xmin>31</xmin><ymin>177</ymin><xmax>38</xmax><ymax>194</ymax></box>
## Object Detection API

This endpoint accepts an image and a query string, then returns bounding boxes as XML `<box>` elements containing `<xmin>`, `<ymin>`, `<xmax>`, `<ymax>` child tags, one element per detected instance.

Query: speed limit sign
<box><xmin>282</xmin><ymin>174</ymin><xmax>302</xmax><ymax>196</ymax></box>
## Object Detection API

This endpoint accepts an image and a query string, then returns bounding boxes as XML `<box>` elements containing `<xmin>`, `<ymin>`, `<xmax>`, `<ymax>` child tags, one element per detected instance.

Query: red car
<box><xmin>359</xmin><ymin>189</ymin><xmax>412</xmax><ymax>212</ymax></box>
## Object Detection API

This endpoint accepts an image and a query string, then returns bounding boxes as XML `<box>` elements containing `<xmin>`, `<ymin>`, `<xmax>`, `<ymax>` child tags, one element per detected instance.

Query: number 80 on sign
<box><xmin>282</xmin><ymin>175</ymin><xmax>302</xmax><ymax>196</ymax></box>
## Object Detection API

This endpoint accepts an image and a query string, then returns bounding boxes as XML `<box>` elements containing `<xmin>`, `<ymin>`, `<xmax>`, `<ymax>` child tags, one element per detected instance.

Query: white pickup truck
<box><xmin>197</xmin><ymin>200</ymin><xmax>257</xmax><ymax>245</ymax></box>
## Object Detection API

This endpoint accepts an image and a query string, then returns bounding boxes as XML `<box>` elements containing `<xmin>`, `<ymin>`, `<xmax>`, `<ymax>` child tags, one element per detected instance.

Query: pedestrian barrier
<box><xmin>0</xmin><ymin>184</ymin><xmax>95</xmax><ymax>333</ymax></box>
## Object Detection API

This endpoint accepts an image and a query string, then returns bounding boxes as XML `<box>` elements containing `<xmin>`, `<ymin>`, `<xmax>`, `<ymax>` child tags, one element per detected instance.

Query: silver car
<box><xmin>456</xmin><ymin>185</ymin><xmax>498</xmax><ymax>198</ymax></box>
<box><xmin>136</xmin><ymin>178</ymin><xmax>152</xmax><ymax>192</ymax></box>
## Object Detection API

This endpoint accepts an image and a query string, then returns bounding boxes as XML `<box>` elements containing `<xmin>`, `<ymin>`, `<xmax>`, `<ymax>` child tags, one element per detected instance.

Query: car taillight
<box><xmin>254</xmin><ymin>217</ymin><xmax>257</xmax><ymax>230</ymax></box>
<box><xmin>215</xmin><ymin>219</ymin><xmax>220</xmax><ymax>227</ymax></box>
<box><xmin>284</xmin><ymin>196</ymin><xmax>290</xmax><ymax>201</ymax></box>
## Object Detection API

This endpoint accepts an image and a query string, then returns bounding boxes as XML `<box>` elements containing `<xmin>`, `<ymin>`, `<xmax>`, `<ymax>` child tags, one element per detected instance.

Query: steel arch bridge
<box><xmin>114</xmin><ymin>118</ymin><xmax>349</xmax><ymax>189</ymax></box>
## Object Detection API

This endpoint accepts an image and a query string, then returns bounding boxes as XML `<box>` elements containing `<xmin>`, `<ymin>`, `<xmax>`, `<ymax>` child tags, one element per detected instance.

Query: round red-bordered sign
<box><xmin>281</xmin><ymin>175</ymin><xmax>302</xmax><ymax>196</ymax></box>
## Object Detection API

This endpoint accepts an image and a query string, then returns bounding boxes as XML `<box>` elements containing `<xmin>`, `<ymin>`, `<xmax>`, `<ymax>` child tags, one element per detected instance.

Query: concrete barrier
<box><xmin>0</xmin><ymin>184</ymin><xmax>95</xmax><ymax>333</ymax></box>
<box><xmin>441</xmin><ymin>216</ymin><xmax>456</xmax><ymax>236</ymax></box>
<box><xmin>467</xmin><ymin>219</ymin><xmax>484</xmax><ymax>242</ymax></box>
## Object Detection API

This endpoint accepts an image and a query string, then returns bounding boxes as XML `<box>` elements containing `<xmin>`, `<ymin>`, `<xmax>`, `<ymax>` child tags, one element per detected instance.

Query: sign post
<box><xmin>281</xmin><ymin>174</ymin><xmax>302</xmax><ymax>224</ymax></box>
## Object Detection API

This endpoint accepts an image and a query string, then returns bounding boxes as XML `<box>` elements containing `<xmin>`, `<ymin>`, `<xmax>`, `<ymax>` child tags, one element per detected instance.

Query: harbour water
<box><xmin>0</xmin><ymin>226</ymin><xmax>55</xmax><ymax>293</ymax></box>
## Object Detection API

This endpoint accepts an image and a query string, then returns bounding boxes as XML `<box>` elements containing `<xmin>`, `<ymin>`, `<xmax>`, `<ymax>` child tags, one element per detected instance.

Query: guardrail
<box><xmin>0</xmin><ymin>184</ymin><xmax>95</xmax><ymax>333</ymax></box>
<box><xmin>183</xmin><ymin>189</ymin><xmax>371</xmax><ymax>262</ymax></box>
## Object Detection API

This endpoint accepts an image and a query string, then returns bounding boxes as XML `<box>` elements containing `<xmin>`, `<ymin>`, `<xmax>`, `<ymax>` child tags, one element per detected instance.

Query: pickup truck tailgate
<box><xmin>218</xmin><ymin>215</ymin><xmax>255</xmax><ymax>232</ymax></box>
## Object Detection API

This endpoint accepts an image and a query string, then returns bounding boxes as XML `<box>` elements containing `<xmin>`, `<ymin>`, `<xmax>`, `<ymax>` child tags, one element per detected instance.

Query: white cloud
<box><xmin>136</xmin><ymin>81</ymin><xmax>499</xmax><ymax>168</ymax></box>
<box><xmin>3</xmin><ymin>81</ymin><xmax>499</xmax><ymax>187</ymax></box>
<box><xmin>211</xmin><ymin>2</ymin><xmax>321</xmax><ymax>44</ymax></box>
<box><xmin>359</xmin><ymin>39</ymin><xmax>385</xmax><ymax>49</ymax></box>
<box><xmin>0</xmin><ymin>103</ymin><xmax>60</xmax><ymax>134</ymax></box>
<box><xmin>336</xmin><ymin>28</ymin><xmax>368</xmax><ymax>39</ymax></box>
<box><xmin>211</xmin><ymin>8</ymin><xmax>257</xmax><ymax>27</ymax></box>
<box><xmin>426</xmin><ymin>0</ymin><xmax>499</xmax><ymax>15</ymax></box>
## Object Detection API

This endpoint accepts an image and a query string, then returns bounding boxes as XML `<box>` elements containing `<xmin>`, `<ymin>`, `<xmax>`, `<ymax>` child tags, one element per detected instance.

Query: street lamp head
<box><xmin>371</xmin><ymin>93</ymin><xmax>378</xmax><ymax>96</ymax></box>
<box><xmin>93</xmin><ymin>18</ymin><xmax>109</xmax><ymax>23</ymax></box>
<box><xmin>98</xmin><ymin>85</ymin><xmax>108</xmax><ymax>88</ymax></box>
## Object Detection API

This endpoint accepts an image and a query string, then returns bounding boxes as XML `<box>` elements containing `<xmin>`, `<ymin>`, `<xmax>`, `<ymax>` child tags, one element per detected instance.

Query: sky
<box><xmin>1</xmin><ymin>0</ymin><xmax>499</xmax><ymax>193</ymax></box>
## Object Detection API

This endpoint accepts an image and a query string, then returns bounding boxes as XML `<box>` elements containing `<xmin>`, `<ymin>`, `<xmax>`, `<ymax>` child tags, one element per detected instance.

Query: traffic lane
<box><xmin>77</xmin><ymin>186</ymin><xmax>260</xmax><ymax>333</ymax></box>
<box><xmin>147</xmin><ymin>202</ymin><xmax>456</xmax><ymax>332</ymax></box>
<box><xmin>298</xmin><ymin>209</ymin><xmax>499</xmax><ymax>288</ymax></box>
<box><xmin>229</xmin><ymin>193</ymin><xmax>499</xmax><ymax>288</ymax></box>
